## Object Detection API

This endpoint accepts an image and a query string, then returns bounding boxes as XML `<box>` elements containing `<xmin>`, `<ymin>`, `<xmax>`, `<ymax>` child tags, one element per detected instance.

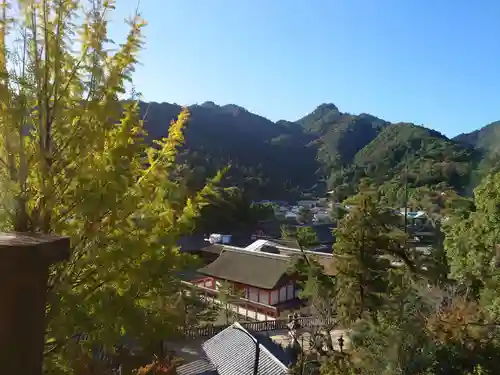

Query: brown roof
<box><xmin>200</xmin><ymin>244</ymin><xmax>224</xmax><ymax>255</ymax></box>
<box><xmin>262</xmin><ymin>243</ymin><xmax>336</xmax><ymax>276</ymax></box>
<box><xmin>285</xmin><ymin>252</ymin><xmax>337</xmax><ymax>277</ymax></box>
<box><xmin>312</xmin><ymin>256</ymin><xmax>337</xmax><ymax>276</ymax></box>
<box><xmin>197</xmin><ymin>249</ymin><xmax>292</xmax><ymax>289</ymax></box>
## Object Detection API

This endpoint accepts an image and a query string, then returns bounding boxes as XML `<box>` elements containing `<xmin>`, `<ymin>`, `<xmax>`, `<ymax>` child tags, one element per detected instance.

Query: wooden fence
<box><xmin>184</xmin><ymin>316</ymin><xmax>335</xmax><ymax>338</ymax></box>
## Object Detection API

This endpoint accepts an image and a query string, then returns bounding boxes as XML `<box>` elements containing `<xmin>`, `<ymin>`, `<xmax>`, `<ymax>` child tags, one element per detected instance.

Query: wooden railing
<box><xmin>184</xmin><ymin>316</ymin><xmax>335</xmax><ymax>338</ymax></box>
<box><xmin>180</xmin><ymin>280</ymin><xmax>279</xmax><ymax>313</ymax></box>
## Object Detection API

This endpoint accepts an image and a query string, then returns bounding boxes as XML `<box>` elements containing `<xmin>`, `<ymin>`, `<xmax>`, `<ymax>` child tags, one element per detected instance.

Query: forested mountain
<box><xmin>297</xmin><ymin>104</ymin><xmax>389</xmax><ymax>173</ymax></box>
<box><xmin>331</xmin><ymin>124</ymin><xmax>481</xmax><ymax>200</ymax></box>
<box><xmin>140</xmin><ymin>101</ymin><xmax>320</xmax><ymax>199</ymax></box>
<box><xmin>454</xmin><ymin>120</ymin><xmax>500</xmax><ymax>175</ymax></box>
<box><xmin>140</xmin><ymin>101</ymin><xmax>492</xmax><ymax>201</ymax></box>
<box><xmin>454</xmin><ymin>120</ymin><xmax>500</xmax><ymax>153</ymax></box>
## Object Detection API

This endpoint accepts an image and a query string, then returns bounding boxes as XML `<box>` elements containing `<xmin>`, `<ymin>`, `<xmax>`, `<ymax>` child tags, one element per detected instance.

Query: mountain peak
<box><xmin>315</xmin><ymin>103</ymin><xmax>339</xmax><ymax>112</ymax></box>
<box><xmin>199</xmin><ymin>101</ymin><xmax>220</xmax><ymax>109</ymax></box>
<box><xmin>221</xmin><ymin>104</ymin><xmax>247</xmax><ymax>112</ymax></box>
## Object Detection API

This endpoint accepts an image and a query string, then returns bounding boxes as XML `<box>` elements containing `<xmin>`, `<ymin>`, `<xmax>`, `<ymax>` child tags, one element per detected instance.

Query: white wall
<box><xmin>279</xmin><ymin>286</ymin><xmax>287</xmax><ymax>302</ymax></box>
<box><xmin>287</xmin><ymin>283</ymin><xmax>294</xmax><ymax>298</ymax></box>
<box><xmin>249</xmin><ymin>287</ymin><xmax>259</xmax><ymax>302</ymax></box>
<box><xmin>270</xmin><ymin>290</ymin><xmax>279</xmax><ymax>305</ymax></box>
<box><xmin>259</xmin><ymin>290</ymin><xmax>269</xmax><ymax>304</ymax></box>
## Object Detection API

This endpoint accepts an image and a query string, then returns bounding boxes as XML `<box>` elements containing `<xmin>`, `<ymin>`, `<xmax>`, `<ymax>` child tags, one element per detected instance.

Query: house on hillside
<box><xmin>190</xmin><ymin>242</ymin><xmax>336</xmax><ymax>321</ymax></box>
<box><xmin>399</xmin><ymin>209</ymin><xmax>427</xmax><ymax>225</ymax></box>
<box><xmin>297</xmin><ymin>200</ymin><xmax>320</xmax><ymax>209</ymax></box>
<box><xmin>312</xmin><ymin>209</ymin><xmax>331</xmax><ymax>223</ymax></box>
<box><xmin>176</xmin><ymin>322</ymin><xmax>293</xmax><ymax>375</ymax></box>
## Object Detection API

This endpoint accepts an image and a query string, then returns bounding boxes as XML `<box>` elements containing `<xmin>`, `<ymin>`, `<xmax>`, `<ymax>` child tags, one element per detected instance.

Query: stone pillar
<box><xmin>0</xmin><ymin>232</ymin><xmax>70</xmax><ymax>375</ymax></box>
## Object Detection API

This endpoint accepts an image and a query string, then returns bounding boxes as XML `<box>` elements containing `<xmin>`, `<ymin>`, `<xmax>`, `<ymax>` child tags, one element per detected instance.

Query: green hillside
<box><xmin>333</xmin><ymin>124</ymin><xmax>480</xmax><ymax>200</ymax></box>
<box><xmin>454</xmin><ymin>121</ymin><xmax>500</xmax><ymax>176</ymax></box>
<box><xmin>140</xmin><ymin>101</ymin><xmax>320</xmax><ymax>200</ymax></box>
<box><xmin>139</xmin><ymin>100</ymin><xmax>491</xmax><ymax>202</ymax></box>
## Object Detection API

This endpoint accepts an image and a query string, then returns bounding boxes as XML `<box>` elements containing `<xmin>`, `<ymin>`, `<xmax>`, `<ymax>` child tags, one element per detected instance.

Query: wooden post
<box><xmin>0</xmin><ymin>232</ymin><xmax>70</xmax><ymax>375</ymax></box>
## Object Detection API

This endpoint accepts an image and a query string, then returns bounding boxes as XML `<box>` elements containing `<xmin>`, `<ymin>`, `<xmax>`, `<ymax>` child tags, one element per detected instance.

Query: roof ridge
<box><xmin>274</xmin><ymin>245</ymin><xmax>334</xmax><ymax>258</ymax></box>
<box><xmin>221</xmin><ymin>242</ymin><xmax>334</xmax><ymax>259</ymax></box>
<box><xmin>230</xmin><ymin>322</ymin><xmax>290</xmax><ymax>372</ymax></box>
<box><xmin>221</xmin><ymin>246</ymin><xmax>291</xmax><ymax>260</ymax></box>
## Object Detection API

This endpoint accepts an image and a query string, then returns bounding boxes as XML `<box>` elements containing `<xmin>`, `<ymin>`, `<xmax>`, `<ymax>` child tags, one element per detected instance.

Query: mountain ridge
<box><xmin>139</xmin><ymin>100</ymin><xmax>493</xmax><ymax>201</ymax></box>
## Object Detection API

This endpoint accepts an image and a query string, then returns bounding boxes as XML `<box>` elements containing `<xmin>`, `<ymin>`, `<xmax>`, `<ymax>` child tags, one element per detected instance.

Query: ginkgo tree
<box><xmin>0</xmin><ymin>0</ymin><xmax>221</xmax><ymax>372</ymax></box>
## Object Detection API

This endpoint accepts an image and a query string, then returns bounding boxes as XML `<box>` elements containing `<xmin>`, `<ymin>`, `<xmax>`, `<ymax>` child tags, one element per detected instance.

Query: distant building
<box><xmin>208</xmin><ymin>233</ymin><xmax>232</xmax><ymax>245</ymax></box>
<box><xmin>398</xmin><ymin>209</ymin><xmax>429</xmax><ymax>229</ymax></box>
<box><xmin>312</xmin><ymin>209</ymin><xmax>331</xmax><ymax>223</ymax></box>
<box><xmin>284</xmin><ymin>211</ymin><xmax>298</xmax><ymax>221</ymax></box>
<box><xmin>399</xmin><ymin>209</ymin><xmax>427</xmax><ymax>220</ymax></box>
<box><xmin>297</xmin><ymin>200</ymin><xmax>319</xmax><ymax>209</ymax></box>
<box><xmin>189</xmin><ymin>241</ymin><xmax>336</xmax><ymax>321</ymax></box>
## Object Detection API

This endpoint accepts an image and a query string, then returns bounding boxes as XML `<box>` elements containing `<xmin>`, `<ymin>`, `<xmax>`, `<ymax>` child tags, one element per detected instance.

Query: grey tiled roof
<box><xmin>177</xmin><ymin>359</ymin><xmax>219</xmax><ymax>375</ymax></box>
<box><xmin>202</xmin><ymin>322</ymin><xmax>289</xmax><ymax>375</ymax></box>
<box><xmin>197</xmin><ymin>249</ymin><xmax>291</xmax><ymax>289</ymax></box>
<box><xmin>253</xmin><ymin>333</ymin><xmax>295</xmax><ymax>367</ymax></box>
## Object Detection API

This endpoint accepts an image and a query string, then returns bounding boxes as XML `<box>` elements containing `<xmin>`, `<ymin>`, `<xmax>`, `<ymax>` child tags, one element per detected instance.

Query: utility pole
<box><xmin>403</xmin><ymin>154</ymin><xmax>409</xmax><ymax>234</ymax></box>
<box><xmin>300</xmin><ymin>335</ymin><xmax>304</xmax><ymax>375</ymax></box>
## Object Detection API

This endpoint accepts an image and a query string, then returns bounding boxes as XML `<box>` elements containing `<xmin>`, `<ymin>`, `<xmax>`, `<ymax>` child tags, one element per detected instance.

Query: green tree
<box><xmin>345</xmin><ymin>276</ymin><xmax>437</xmax><ymax>375</ymax></box>
<box><xmin>297</xmin><ymin>206</ymin><xmax>314</xmax><ymax>224</ymax></box>
<box><xmin>175</xmin><ymin>286</ymin><xmax>219</xmax><ymax>329</ymax></box>
<box><xmin>333</xmin><ymin>183</ymin><xmax>410</xmax><ymax>323</ymax></box>
<box><xmin>330</xmin><ymin>204</ymin><xmax>347</xmax><ymax>225</ymax></box>
<box><xmin>444</xmin><ymin>172</ymin><xmax>500</xmax><ymax>300</ymax></box>
<box><xmin>434</xmin><ymin>171</ymin><xmax>500</xmax><ymax>374</ymax></box>
<box><xmin>281</xmin><ymin>224</ymin><xmax>319</xmax><ymax>251</ymax></box>
<box><xmin>0</xmin><ymin>1</ymin><xmax>221</xmax><ymax>371</ymax></box>
<box><xmin>195</xmin><ymin>186</ymin><xmax>274</xmax><ymax>234</ymax></box>
<box><xmin>217</xmin><ymin>281</ymin><xmax>245</xmax><ymax>325</ymax></box>
<box><xmin>296</xmin><ymin>226</ymin><xmax>319</xmax><ymax>249</ymax></box>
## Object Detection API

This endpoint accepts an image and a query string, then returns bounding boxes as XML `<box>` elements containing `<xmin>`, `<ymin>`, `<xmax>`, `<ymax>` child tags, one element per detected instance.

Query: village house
<box><xmin>188</xmin><ymin>240</ymin><xmax>336</xmax><ymax>321</ymax></box>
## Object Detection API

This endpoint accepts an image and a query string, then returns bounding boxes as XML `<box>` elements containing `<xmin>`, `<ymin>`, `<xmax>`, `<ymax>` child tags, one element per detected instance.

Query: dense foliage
<box><xmin>454</xmin><ymin>120</ymin><xmax>500</xmax><ymax>161</ymax></box>
<box><xmin>291</xmin><ymin>173</ymin><xmax>500</xmax><ymax>375</ymax></box>
<box><xmin>4</xmin><ymin>1</ymin><xmax>500</xmax><ymax>374</ymax></box>
<box><xmin>140</xmin><ymin>101</ymin><xmax>320</xmax><ymax>200</ymax></box>
<box><xmin>193</xmin><ymin>186</ymin><xmax>275</xmax><ymax>234</ymax></box>
<box><xmin>140</xmin><ymin>100</ymin><xmax>495</xmax><ymax>203</ymax></box>
<box><xmin>333</xmin><ymin>183</ymin><xmax>410</xmax><ymax>323</ymax></box>
<box><xmin>454</xmin><ymin>120</ymin><xmax>500</xmax><ymax>183</ymax></box>
<box><xmin>297</xmin><ymin>104</ymin><xmax>388</xmax><ymax>175</ymax></box>
<box><xmin>327</xmin><ymin>124</ymin><xmax>480</xmax><ymax>201</ymax></box>
<box><xmin>0</xmin><ymin>1</ymin><xmax>220</xmax><ymax>372</ymax></box>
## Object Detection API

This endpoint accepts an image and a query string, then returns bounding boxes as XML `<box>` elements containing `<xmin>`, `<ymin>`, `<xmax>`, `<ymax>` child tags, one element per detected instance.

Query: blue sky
<box><xmin>110</xmin><ymin>0</ymin><xmax>500</xmax><ymax>137</ymax></box>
